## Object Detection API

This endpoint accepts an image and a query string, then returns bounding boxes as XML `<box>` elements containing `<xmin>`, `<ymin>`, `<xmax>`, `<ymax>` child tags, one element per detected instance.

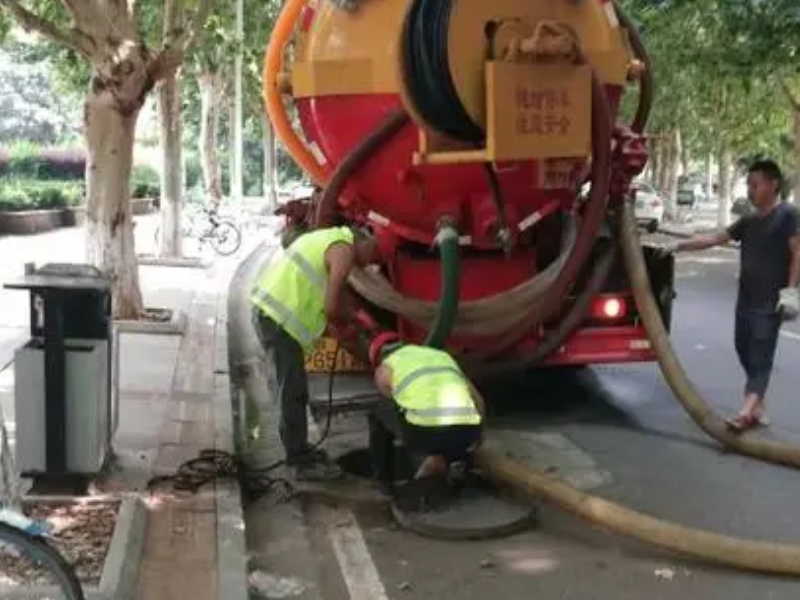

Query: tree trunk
<box><xmin>718</xmin><ymin>146</ymin><xmax>733</xmax><ymax>229</ymax></box>
<box><xmin>157</xmin><ymin>71</ymin><xmax>183</xmax><ymax>257</ymax></box>
<box><xmin>648</xmin><ymin>138</ymin><xmax>659</xmax><ymax>186</ymax></box>
<box><xmin>260</xmin><ymin>109</ymin><xmax>278</xmax><ymax>211</ymax></box>
<box><xmin>199</xmin><ymin>71</ymin><xmax>224</xmax><ymax>209</ymax></box>
<box><xmin>84</xmin><ymin>97</ymin><xmax>144</xmax><ymax>320</ymax></box>
<box><xmin>663</xmin><ymin>130</ymin><xmax>681</xmax><ymax>220</ymax></box>
<box><xmin>228</xmin><ymin>100</ymin><xmax>236</xmax><ymax>198</ymax></box>
<box><xmin>705</xmin><ymin>151</ymin><xmax>714</xmax><ymax>203</ymax></box>
<box><xmin>679</xmin><ymin>130</ymin><xmax>689</xmax><ymax>180</ymax></box>
<box><xmin>656</xmin><ymin>132</ymin><xmax>670</xmax><ymax>194</ymax></box>
<box><xmin>156</xmin><ymin>0</ymin><xmax>184</xmax><ymax>258</ymax></box>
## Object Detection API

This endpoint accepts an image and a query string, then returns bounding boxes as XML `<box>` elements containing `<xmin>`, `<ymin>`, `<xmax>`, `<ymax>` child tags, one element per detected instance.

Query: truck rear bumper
<box><xmin>542</xmin><ymin>325</ymin><xmax>655</xmax><ymax>366</ymax></box>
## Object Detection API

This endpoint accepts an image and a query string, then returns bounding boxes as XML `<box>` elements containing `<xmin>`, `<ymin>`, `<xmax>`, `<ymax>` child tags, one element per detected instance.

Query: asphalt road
<box><xmin>280</xmin><ymin>242</ymin><xmax>800</xmax><ymax>600</ymax></box>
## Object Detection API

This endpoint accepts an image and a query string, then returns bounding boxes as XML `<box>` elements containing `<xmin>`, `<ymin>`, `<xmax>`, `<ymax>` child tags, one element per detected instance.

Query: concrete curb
<box><xmin>214</xmin><ymin>373</ymin><xmax>249</xmax><ymax>600</ymax></box>
<box><xmin>0</xmin><ymin>495</ymin><xmax>146</xmax><ymax>600</ymax></box>
<box><xmin>137</xmin><ymin>254</ymin><xmax>211</xmax><ymax>269</ymax></box>
<box><xmin>97</xmin><ymin>495</ymin><xmax>147</xmax><ymax>600</ymax></box>
<box><xmin>115</xmin><ymin>308</ymin><xmax>187</xmax><ymax>336</ymax></box>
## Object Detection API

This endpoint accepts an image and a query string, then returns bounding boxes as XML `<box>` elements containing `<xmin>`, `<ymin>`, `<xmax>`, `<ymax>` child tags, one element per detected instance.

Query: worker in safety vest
<box><xmin>251</xmin><ymin>226</ymin><xmax>379</xmax><ymax>480</ymax></box>
<box><xmin>368</xmin><ymin>332</ymin><xmax>485</xmax><ymax>495</ymax></box>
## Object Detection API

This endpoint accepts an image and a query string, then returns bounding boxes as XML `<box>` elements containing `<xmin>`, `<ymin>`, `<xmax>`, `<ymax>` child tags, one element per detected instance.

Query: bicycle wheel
<box><xmin>0</xmin><ymin>522</ymin><xmax>84</xmax><ymax>599</ymax></box>
<box><xmin>209</xmin><ymin>221</ymin><xmax>242</xmax><ymax>256</ymax></box>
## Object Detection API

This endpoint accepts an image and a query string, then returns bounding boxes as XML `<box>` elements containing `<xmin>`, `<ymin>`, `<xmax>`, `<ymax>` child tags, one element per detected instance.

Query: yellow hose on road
<box><xmin>471</xmin><ymin>202</ymin><xmax>800</xmax><ymax>577</ymax></box>
<box><xmin>475</xmin><ymin>446</ymin><xmax>800</xmax><ymax>576</ymax></box>
<box><xmin>619</xmin><ymin>201</ymin><xmax>800</xmax><ymax>468</ymax></box>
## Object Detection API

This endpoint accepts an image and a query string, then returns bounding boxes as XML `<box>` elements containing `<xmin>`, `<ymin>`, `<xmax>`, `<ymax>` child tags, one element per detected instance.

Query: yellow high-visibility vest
<box><xmin>384</xmin><ymin>345</ymin><xmax>481</xmax><ymax>427</ymax></box>
<box><xmin>251</xmin><ymin>227</ymin><xmax>354</xmax><ymax>351</ymax></box>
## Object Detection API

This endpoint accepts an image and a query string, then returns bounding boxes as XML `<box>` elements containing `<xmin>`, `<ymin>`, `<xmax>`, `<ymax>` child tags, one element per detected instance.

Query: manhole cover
<box><xmin>391</xmin><ymin>475</ymin><xmax>537</xmax><ymax>540</ymax></box>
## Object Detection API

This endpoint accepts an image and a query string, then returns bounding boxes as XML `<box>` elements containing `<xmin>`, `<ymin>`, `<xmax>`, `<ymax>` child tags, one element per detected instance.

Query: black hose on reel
<box><xmin>402</xmin><ymin>0</ymin><xmax>484</xmax><ymax>142</ymax></box>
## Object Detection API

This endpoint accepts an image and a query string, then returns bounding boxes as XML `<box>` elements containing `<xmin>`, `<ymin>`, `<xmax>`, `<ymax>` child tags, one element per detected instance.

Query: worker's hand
<box><xmin>777</xmin><ymin>287</ymin><xmax>800</xmax><ymax>321</ymax></box>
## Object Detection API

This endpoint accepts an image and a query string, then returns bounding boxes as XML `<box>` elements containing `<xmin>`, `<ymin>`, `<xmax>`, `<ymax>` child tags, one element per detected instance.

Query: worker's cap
<box><xmin>369</xmin><ymin>331</ymin><xmax>402</xmax><ymax>367</ymax></box>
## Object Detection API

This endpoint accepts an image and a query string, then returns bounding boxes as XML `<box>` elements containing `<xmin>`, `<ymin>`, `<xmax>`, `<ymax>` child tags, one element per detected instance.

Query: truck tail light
<box><xmin>591</xmin><ymin>295</ymin><xmax>628</xmax><ymax>320</ymax></box>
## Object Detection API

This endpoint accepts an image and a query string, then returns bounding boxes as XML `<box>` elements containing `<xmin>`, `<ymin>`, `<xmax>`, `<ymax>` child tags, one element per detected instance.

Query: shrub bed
<box><xmin>0</xmin><ymin>179</ymin><xmax>84</xmax><ymax>212</ymax></box>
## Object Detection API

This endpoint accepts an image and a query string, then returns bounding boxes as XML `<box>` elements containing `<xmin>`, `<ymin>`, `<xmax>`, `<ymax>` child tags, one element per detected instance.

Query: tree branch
<box><xmin>148</xmin><ymin>0</ymin><xmax>214</xmax><ymax>84</ymax></box>
<box><xmin>782</xmin><ymin>79</ymin><xmax>800</xmax><ymax>112</ymax></box>
<box><xmin>0</xmin><ymin>0</ymin><xmax>88</xmax><ymax>55</ymax></box>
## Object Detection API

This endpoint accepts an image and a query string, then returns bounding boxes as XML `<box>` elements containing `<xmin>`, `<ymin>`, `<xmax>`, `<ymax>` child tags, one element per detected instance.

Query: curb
<box><xmin>137</xmin><ymin>254</ymin><xmax>211</xmax><ymax>269</ymax></box>
<box><xmin>97</xmin><ymin>495</ymin><xmax>147</xmax><ymax>600</ymax></box>
<box><xmin>214</xmin><ymin>372</ymin><xmax>249</xmax><ymax>599</ymax></box>
<box><xmin>115</xmin><ymin>308</ymin><xmax>187</xmax><ymax>336</ymax></box>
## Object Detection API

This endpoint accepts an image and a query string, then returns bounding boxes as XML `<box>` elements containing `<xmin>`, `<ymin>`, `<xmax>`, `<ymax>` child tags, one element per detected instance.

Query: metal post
<box><xmin>43</xmin><ymin>290</ymin><xmax>66</xmax><ymax>473</ymax></box>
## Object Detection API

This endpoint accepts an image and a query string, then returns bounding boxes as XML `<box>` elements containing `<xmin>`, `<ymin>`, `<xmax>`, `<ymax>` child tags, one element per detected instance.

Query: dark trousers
<box><xmin>368</xmin><ymin>397</ymin><xmax>481</xmax><ymax>485</ymax></box>
<box><xmin>252</xmin><ymin>309</ymin><xmax>310</xmax><ymax>463</ymax></box>
<box><xmin>734</xmin><ymin>311</ymin><xmax>781</xmax><ymax>397</ymax></box>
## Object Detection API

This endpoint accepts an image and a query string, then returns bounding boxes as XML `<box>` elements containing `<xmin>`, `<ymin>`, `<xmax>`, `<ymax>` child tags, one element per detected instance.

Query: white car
<box><xmin>633</xmin><ymin>182</ymin><xmax>665</xmax><ymax>233</ymax></box>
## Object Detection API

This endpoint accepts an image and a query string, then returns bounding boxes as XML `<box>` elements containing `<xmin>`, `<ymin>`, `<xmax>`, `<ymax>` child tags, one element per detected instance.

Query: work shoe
<box><xmin>288</xmin><ymin>448</ymin><xmax>344</xmax><ymax>482</ymax></box>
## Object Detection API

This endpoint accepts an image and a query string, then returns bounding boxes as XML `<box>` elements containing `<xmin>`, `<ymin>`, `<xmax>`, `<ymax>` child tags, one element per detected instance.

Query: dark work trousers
<box><xmin>252</xmin><ymin>308</ymin><xmax>311</xmax><ymax>463</ymax></box>
<box><xmin>734</xmin><ymin>311</ymin><xmax>781</xmax><ymax>397</ymax></box>
<box><xmin>368</xmin><ymin>397</ymin><xmax>481</xmax><ymax>485</ymax></box>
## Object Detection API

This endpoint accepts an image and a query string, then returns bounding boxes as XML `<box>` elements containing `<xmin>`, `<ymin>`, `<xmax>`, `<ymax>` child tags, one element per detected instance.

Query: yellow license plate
<box><xmin>304</xmin><ymin>337</ymin><xmax>370</xmax><ymax>373</ymax></box>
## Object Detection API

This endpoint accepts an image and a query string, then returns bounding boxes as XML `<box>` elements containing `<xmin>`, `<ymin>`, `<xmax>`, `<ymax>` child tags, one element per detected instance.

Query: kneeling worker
<box><xmin>368</xmin><ymin>333</ymin><xmax>485</xmax><ymax>493</ymax></box>
<box><xmin>251</xmin><ymin>226</ymin><xmax>378</xmax><ymax>480</ymax></box>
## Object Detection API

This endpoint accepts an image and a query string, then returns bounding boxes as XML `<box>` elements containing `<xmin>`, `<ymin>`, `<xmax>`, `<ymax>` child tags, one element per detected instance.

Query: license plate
<box><xmin>305</xmin><ymin>337</ymin><xmax>369</xmax><ymax>373</ymax></box>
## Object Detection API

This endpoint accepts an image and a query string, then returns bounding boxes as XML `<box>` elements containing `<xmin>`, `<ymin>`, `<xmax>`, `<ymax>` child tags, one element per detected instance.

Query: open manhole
<box><xmin>337</xmin><ymin>447</ymin><xmax>416</xmax><ymax>480</ymax></box>
<box><xmin>337</xmin><ymin>448</ymin><xmax>536</xmax><ymax>540</ymax></box>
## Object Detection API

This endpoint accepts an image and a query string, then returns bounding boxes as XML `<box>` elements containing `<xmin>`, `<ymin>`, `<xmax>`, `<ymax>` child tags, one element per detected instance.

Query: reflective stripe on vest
<box><xmin>384</xmin><ymin>345</ymin><xmax>481</xmax><ymax>428</ymax></box>
<box><xmin>286</xmin><ymin>249</ymin><xmax>324</xmax><ymax>289</ymax></box>
<box><xmin>250</xmin><ymin>227</ymin><xmax>354</xmax><ymax>351</ymax></box>
<box><xmin>251</xmin><ymin>288</ymin><xmax>315</xmax><ymax>348</ymax></box>
<box><xmin>393</xmin><ymin>366</ymin><xmax>465</xmax><ymax>397</ymax></box>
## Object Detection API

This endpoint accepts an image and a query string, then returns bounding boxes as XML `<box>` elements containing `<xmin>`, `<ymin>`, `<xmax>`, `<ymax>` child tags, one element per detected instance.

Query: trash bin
<box><xmin>4</xmin><ymin>263</ymin><xmax>115</xmax><ymax>475</ymax></box>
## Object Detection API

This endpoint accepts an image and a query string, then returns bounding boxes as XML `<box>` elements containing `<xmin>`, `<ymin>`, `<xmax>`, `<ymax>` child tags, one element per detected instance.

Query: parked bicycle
<box><xmin>154</xmin><ymin>205</ymin><xmax>242</xmax><ymax>256</ymax></box>
<box><xmin>0</xmin><ymin>401</ymin><xmax>84</xmax><ymax>599</ymax></box>
<box><xmin>0</xmin><ymin>510</ymin><xmax>85</xmax><ymax>599</ymax></box>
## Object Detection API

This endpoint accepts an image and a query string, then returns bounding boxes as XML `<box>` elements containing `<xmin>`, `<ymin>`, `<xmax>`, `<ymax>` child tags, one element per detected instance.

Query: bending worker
<box><xmin>368</xmin><ymin>333</ymin><xmax>485</xmax><ymax>494</ymax></box>
<box><xmin>251</xmin><ymin>226</ymin><xmax>379</xmax><ymax>480</ymax></box>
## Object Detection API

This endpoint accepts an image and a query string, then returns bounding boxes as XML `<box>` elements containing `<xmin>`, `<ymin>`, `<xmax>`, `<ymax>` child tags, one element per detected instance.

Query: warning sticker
<box><xmin>487</xmin><ymin>62</ymin><xmax>592</xmax><ymax>161</ymax></box>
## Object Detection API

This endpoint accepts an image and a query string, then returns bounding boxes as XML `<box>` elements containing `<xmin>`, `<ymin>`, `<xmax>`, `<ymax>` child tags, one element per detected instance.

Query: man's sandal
<box><xmin>725</xmin><ymin>413</ymin><xmax>769</xmax><ymax>433</ymax></box>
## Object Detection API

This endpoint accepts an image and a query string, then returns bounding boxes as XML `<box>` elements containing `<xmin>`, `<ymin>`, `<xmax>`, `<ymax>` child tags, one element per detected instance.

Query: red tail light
<box><xmin>591</xmin><ymin>295</ymin><xmax>628</xmax><ymax>320</ymax></box>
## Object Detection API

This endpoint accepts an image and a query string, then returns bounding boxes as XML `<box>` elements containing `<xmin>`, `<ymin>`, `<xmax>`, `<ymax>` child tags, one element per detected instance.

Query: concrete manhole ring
<box><xmin>391</xmin><ymin>476</ymin><xmax>537</xmax><ymax>541</ymax></box>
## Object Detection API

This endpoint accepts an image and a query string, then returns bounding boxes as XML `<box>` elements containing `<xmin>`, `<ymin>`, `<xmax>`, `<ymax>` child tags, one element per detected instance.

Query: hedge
<box><xmin>0</xmin><ymin>179</ymin><xmax>84</xmax><ymax>212</ymax></box>
<box><xmin>0</xmin><ymin>143</ymin><xmax>86</xmax><ymax>180</ymax></box>
<box><xmin>131</xmin><ymin>164</ymin><xmax>160</xmax><ymax>199</ymax></box>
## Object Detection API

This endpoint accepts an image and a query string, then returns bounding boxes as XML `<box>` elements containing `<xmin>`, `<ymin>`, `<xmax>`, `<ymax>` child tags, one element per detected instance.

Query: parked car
<box><xmin>633</xmin><ymin>182</ymin><xmax>665</xmax><ymax>233</ymax></box>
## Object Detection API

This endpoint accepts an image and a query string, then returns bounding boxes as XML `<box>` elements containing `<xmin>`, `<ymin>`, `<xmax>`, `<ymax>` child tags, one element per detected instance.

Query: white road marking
<box><xmin>324</xmin><ymin>505</ymin><xmax>390</xmax><ymax>600</ymax></box>
<box><xmin>307</xmin><ymin>409</ymin><xmax>388</xmax><ymax>600</ymax></box>
<box><xmin>781</xmin><ymin>330</ymin><xmax>800</xmax><ymax>342</ymax></box>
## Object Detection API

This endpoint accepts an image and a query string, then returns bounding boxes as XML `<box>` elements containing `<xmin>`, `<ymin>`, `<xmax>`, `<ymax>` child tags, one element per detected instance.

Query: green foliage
<box><xmin>184</xmin><ymin>150</ymin><xmax>203</xmax><ymax>189</ymax></box>
<box><xmin>0</xmin><ymin>142</ymin><xmax>86</xmax><ymax>179</ymax></box>
<box><xmin>619</xmin><ymin>0</ymin><xmax>795</xmax><ymax>168</ymax></box>
<box><xmin>0</xmin><ymin>179</ymin><xmax>83</xmax><ymax>212</ymax></box>
<box><xmin>7</xmin><ymin>141</ymin><xmax>42</xmax><ymax>177</ymax></box>
<box><xmin>131</xmin><ymin>165</ymin><xmax>161</xmax><ymax>199</ymax></box>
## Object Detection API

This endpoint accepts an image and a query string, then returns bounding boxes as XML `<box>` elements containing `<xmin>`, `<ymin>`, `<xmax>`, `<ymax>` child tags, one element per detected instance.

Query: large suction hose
<box><xmin>475</xmin><ymin>444</ymin><xmax>800</xmax><ymax>576</ymax></box>
<box><xmin>619</xmin><ymin>201</ymin><xmax>800</xmax><ymax>468</ymax></box>
<box><xmin>314</xmin><ymin>109</ymin><xmax>410</xmax><ymax>227</ymax></box>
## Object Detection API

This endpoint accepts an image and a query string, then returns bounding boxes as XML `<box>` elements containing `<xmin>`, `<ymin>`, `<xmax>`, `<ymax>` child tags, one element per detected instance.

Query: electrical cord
<box><xmin>148</xmin><ymin>343</ymin><xmax>343</xmax><ymax>502</ymax></box>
